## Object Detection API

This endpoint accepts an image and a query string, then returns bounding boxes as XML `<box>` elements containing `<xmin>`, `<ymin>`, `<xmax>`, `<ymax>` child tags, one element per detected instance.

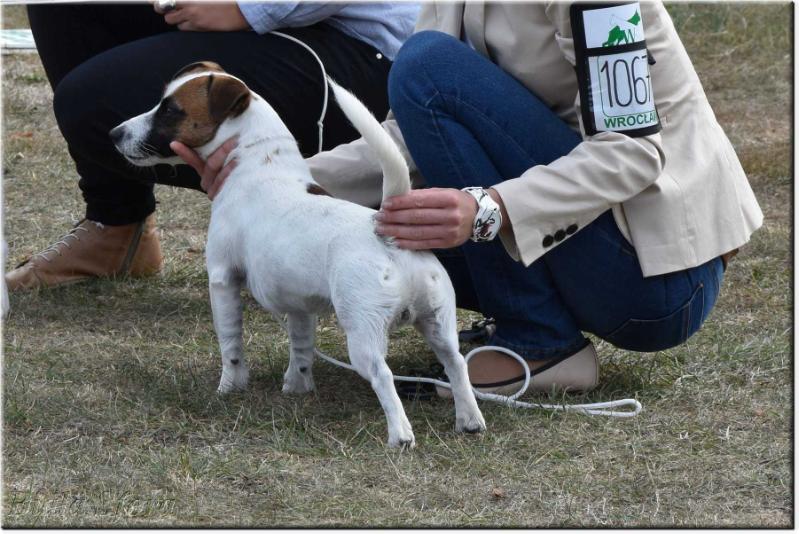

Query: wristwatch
<box><xmin>461</xmin><ymin>187</ymin><xmax>503</xmax><ymax>242</ymax></box>
<box><xmin>156</xmin><ymin>0</ymin><xmax>177</xmax><ymax>12</ymax></box>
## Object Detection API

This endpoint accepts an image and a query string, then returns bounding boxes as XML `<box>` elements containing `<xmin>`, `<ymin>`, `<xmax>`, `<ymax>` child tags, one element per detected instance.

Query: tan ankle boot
<box><xmin>5</xmin><ymin>214</ymin><xmax>162</xmax><ymax>290</ymax></box>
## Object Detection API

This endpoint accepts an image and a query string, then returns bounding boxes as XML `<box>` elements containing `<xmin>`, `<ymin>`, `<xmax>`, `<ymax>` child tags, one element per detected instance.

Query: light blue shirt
<box><xmin>237</xmin><ymin>2</ymin><xmax>420</xmax><ymax>60</ymax></box>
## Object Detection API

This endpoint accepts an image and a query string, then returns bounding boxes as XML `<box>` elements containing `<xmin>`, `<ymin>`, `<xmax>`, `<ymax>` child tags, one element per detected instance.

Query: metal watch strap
<box><xmin>461</xmin><ymin>187</ymin><xmax>502</xmax><ymax>242</ymax></box>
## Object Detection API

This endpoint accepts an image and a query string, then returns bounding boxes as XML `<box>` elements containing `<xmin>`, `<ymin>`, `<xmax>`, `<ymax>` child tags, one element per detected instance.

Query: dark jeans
<box><xmin>388</xmin><ymin>31</ymin><xmax>724</xmax><ymax>357</ymax></box>
<box><xmin>27</xmin><ymin>3</ymin><xmax>392</xmax><ymax>225</ymax></box>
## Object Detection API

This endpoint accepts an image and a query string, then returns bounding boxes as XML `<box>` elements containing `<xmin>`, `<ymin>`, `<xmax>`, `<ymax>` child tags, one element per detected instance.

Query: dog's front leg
<box><xmin>282</xmin><ymin>312</ymin><xmax>317</xmax><ymax>394</ymax></box>
<box><xmin>209</xmin><ymin>269</ymin><xmax>248</xmax><ymax>393</ymax></box>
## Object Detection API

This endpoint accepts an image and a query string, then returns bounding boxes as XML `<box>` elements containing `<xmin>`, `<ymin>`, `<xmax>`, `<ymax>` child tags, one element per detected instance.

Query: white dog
<box><xmin>110</xmin><ymin>62</ymin><xmax>485</xmax><ymax>448</ymax></box>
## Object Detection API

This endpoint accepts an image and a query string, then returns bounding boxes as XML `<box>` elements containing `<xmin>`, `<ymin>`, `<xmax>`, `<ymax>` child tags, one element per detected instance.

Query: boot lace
<box><xmin>29</xmin><ymin>220</ymin><xmax>101</xmax><ymax>263</ymax></box>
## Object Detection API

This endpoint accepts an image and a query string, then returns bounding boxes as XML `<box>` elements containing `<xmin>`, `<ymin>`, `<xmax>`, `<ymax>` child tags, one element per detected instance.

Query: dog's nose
<box><xmin>109</xmin><ymin>125</ymin><xmax>125</xmax><ymax>145</ymax></box>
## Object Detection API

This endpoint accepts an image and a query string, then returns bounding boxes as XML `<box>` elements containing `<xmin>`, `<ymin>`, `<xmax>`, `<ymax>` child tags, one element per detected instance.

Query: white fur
<box><xmin>113</xmin><ymin>70</ymin><xmax>485</xmax><ymax>448</ymax></box>
<box><xmin>326</xmin><ymin>78</ymin><xmax>410</xmax><ymax>202</ymax></box>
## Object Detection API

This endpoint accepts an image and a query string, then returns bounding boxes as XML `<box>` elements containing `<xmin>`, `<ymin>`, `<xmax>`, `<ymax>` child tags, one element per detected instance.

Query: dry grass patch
<box><xmin>2</xmin><ymin>3</ymin><xmax>792</xmax><ymax>528</ymax></box>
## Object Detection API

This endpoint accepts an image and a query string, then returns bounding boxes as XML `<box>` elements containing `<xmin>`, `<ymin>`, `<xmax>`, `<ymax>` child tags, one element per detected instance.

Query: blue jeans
<box><xmin>388</xmin><ymin>31</ymin><xmax>724</xmax><ymax>359</ymax></box>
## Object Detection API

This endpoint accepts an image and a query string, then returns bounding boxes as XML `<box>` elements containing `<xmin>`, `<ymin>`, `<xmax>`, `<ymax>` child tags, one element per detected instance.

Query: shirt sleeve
<box><xmin>237</xmin><ymin>2</ymin><xmax>349</xmax><ymax>34</ymax></box>
<box><xmin>490</xmin><ymin>2</ymin><xmax>666</xmax><ymax>266</ymax></box>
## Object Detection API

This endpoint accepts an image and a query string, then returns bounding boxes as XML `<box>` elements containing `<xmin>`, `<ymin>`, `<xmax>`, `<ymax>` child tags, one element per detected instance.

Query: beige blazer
<box><xmin>307</xmin><ymin>2</ymin><xmax>763</xmax><ymax>277</ymax></box>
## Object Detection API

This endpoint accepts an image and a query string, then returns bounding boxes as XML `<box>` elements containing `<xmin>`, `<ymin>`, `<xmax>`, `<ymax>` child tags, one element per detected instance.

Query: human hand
<box><xmin>374</xmin><ymin>188</ymin><xmax>480</xmax><ymax>250</ymax></box>
<box><xmin>154</xmin><ymin>2</ymin><xmax>250</xmax><ymax>32</ymax></box>
<box><xmin>170</xmin><ymin>137</ymin><xmax>238</xmax><ymax>200</ymax></box>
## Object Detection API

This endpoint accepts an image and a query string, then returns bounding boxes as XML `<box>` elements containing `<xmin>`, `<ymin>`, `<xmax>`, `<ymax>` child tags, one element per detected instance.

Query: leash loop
<box><xmin>272</xmin><ymin>314</ymin><xmax>642</xmax><ymax>418</ymax></box>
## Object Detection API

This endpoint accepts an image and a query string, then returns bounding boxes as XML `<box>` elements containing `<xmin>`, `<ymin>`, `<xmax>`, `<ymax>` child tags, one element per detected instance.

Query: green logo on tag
<box><xmin>602</xmin><ymin>10</ymin><xmax>641</xmax><ymax>47</ymax></box>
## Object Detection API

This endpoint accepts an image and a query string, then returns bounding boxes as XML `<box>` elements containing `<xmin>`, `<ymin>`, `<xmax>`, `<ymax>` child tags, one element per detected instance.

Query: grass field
<box><xmin>1</xmin><ymin>3</ymin><xmax>793</xmax><ymax>527</ymax></box>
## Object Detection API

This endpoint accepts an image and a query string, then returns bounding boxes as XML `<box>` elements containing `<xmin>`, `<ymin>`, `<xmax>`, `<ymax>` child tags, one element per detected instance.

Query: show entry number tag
<box><xmin>571</xmin><ymin>2</ymin><xmax>661</xmax><ymax>137</ymax></box>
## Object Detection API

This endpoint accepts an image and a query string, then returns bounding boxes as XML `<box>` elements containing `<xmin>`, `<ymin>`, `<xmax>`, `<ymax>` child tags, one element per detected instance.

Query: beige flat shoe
<box><xmin>437</xmin><ymin>342</ymin><xmax>599</xmax><ymax>398</ymax></box>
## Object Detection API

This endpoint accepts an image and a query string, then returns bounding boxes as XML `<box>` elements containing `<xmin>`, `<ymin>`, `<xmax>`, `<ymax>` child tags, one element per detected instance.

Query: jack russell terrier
<box><xmin>110</xmin><ymin>62</ymin><xmax>485</xmax><ymax>448</ymax></box>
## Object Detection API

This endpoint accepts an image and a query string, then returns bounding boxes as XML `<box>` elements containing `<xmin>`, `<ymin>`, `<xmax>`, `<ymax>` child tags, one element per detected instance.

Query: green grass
<box><xmin>2</xmin><ymin>3</ymin><xmax>792</xmax><ymax>527</ymax></box>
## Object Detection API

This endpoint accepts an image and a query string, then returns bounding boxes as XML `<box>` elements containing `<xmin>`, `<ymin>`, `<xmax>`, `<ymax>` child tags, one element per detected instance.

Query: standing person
<box><xmin>7</xmin><ymin>2</ymin><xmax>419</xmax><ymax>290</ymax></box>
<box><xmin>175</xmin><ymin>2</ymin><xmax>762</xmax><ymax>394</ymax></box>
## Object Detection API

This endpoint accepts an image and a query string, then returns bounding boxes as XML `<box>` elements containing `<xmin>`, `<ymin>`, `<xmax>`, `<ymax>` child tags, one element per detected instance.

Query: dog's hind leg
<box><xmin>345</xmin><ymin>324</ymin><xmax>415</xmax><ymax>448</ymax></box>
<box><xmin>209</xmin><ymin>268</ymin><xmax>249</xmax><ymax>393</ymax></box>
<box><xmin>282</xmin><ymin>312</ymin><xmax>317</xmax><ymax>394</ymax></box>
<box><xmin>415</xmin><ymin>309</ymin><xmax>486</xmax><ymax>435</ymax></box>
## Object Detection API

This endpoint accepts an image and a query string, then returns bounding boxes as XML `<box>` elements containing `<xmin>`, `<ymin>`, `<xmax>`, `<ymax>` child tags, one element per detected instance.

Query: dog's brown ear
<box><xmin>208</xmin><ymin>75</ymin><xmax>251</xmax><ymax>124</ymax></box>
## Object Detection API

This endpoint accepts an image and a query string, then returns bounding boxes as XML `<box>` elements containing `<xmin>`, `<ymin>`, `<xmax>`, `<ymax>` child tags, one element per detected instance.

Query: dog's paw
<box><xmin>281</xmin><ymin>370</ymin><xmax>315</xmax><ymax>395</ymax></box>
<box><xmin>217</xmin><ymin>365</ymin><xmax>249</xmax><ymax>394</ymax></box>
<box><xmin>387</xmin><ymin>420</ymin><xmax>416</xmax><ymax>449</ymax></box>
<box><xmin>455</xmin><ymin>410</ymin><xmax>487</xmax><ymax>434</ymax></box>
<box><xmin>390</xmin><ymin>438</ymin><xmax>416</xmax><ymax>450</ymax></box>
<box><xmin>281</xmin><ymin>380</ymin><xmax>315</xmax><ymax>395</ymax></box>
<box><xmin>387</xmin><ymin>434</ymin><xmax>416</xmax><ymax>449</ymax></box>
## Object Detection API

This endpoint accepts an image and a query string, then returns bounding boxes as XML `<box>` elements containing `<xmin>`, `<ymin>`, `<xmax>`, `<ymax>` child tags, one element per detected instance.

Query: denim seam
<box><xmin>682</xmin><ymin>282</ymin><xmax>704</xmax><ymax>342</ymax></box>
<box><xmin>439</xmin><ymin>92</ymin><xmax>539</xmax><ymax>171</ymax></box>
<box><xmin>425</xmin><ymin>92</ymin><xmax>472</xmax><ymax>188</ymax></box>
<box><xmin>602</xmin><ymin>280</ymin><xmax>707</xmax><ymax>351</ymax></box>
<box><xmin>416</xmin><ymin>47</ymin><xmax>543</xmax><ymax>171</ymax></box>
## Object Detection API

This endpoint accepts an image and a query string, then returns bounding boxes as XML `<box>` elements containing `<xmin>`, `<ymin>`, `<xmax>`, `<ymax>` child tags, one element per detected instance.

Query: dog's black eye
<box><xmin>166</xmin><ymin>102</ymin><xmax>182</xmax><ymax>116</ymax></box>
<box><xmin>159</xmin><ymin>98</ymin><xmax>183</xmax><ymax>118</ymax></box>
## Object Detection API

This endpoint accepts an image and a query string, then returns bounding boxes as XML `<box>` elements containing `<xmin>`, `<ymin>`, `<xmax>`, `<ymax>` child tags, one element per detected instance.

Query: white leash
<box><xmin>270</xmin><ymin>31</ymin><xmax>329</xmax><ymax>153</ymax></box>
<box><xmin>271</xmin><ymin>314</ymin><xmax>642</xmax><ymax>418</ymax></box>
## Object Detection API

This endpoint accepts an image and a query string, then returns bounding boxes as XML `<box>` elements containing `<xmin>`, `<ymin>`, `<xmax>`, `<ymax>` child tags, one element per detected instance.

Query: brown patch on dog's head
<box><xmin>145</xmin><ymin>73</ymin><xmax>251</xmax><ymax>153</ymax></box>
<box><xmin>307</xmin><ymin>183</ymin><xmax>332</xmax><ymax>197</ymax></box>
<box><xmin>170</xmin><ymin>61</ymin><xmax>225</xmax><ymax>81</ymax></box>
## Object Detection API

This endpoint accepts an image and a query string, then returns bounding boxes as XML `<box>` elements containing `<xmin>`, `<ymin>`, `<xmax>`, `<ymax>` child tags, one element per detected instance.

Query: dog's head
<box><xmin>110</xmin><ymin>61</ymin><xmax>251</xmax><ymax>166</ymax></box>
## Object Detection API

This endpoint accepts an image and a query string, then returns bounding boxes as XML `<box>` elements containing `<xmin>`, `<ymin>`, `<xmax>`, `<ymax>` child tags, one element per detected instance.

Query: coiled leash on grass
<box><xmin>271</xmin><ymin>314</ymin><xmax>643</xmax><ymax>418</ymax></box>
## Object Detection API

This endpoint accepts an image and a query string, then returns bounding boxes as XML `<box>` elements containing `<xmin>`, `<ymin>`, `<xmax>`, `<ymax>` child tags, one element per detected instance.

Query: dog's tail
<box><xmin>327</xmin><ymin>77</ymin><xmax>410</xmax><ymax>203</ymax></box>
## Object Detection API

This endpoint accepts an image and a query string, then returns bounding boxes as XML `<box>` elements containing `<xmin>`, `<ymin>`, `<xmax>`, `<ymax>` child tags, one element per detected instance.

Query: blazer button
<box><xmin>554</xmin><ymin>229</ymin><xmax>566</xmax><ymax>242</ymax></box>
<box><xmin>566</xmin><ymin>224</ymin><xmax>578</xmax><ymax>235</ymax></box>
<box><xmin>542</xmin><ymin>235</ymin><xmax>554</xmax><ymax>247</ymax></box>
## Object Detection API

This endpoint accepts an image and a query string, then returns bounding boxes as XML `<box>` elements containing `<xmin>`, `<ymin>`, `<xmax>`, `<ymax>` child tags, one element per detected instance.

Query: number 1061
<box><xmin>598</xmin><ymin>54</ymin><xmax>652</xmax><ymax>107</ymax></box>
